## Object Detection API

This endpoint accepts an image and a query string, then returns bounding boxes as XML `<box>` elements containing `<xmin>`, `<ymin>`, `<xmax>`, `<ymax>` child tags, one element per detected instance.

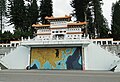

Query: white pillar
<box><xmin>101</xmin><ymin>41</ymin><xmax>103</xmax><ymax>45</ymax></box>
<box><xmin>28</xmin><ymin>36</ymin><xmax>30</xmax><ymax>41</ymax></box>
<box><xmin>106</xmin><ymin>41</ymin><xmax>108</xmax><ymax>45</ymax></box>
<box><xmin>4</xmin><ymin>52</ymin><xmax>7</xmax><ymax>56</ymax></box>
<box><xmin>21</xmin><ymin>37</ymin><xmax>23</xmax><ymax>41</ymax></box>
<box><xmin>57</xmin><ymin>35</ymin><xmax>58</xmax><ymax>40</ymax></box>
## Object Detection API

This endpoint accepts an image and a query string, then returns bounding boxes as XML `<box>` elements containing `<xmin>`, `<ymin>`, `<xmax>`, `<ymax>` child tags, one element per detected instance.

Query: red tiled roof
<box><xmin>32</xmin><ymin>22</ymin><xmax>87</xmax><ymax>28</ymax></box>
<box><xmin>66</xmin><ymin>32</ymin><xmax>83</xmax><ymax>34</ymax></box>
<box><xmin>68</xmin><ymin>22</ymin><xmax>87</xmax><ymax>26</ymax></box>
<box><xmin>36</xmin><ymin>33</ymin><xmax>51</xmax><ymax>35</ymax></box>
<box><xmin>45</xmin><ymin>15</ymin><xmax>71</xmax><ymax>20</ymax></box>
<box><xmin>32</xmin><ymin>24</ymin><xmax>50</xmax><ymax>28</ymax></box>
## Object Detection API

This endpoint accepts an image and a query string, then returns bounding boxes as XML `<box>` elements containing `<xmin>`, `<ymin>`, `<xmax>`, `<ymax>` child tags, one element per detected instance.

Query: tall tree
<box><xmin>71</xmin><ymin>0</ymin><xmax>86</xmax><ymax>22</ymax></box>
<box><xmin>70</xmin><ymin>0</ymin><xmax>109</xmax><ymax>38</ymax></box>
<box><xmin>111</xmin><ymin>1</ymin><xmax>120</xmax><ymax>40</ymax></box>
<box><xmin>2</xmin><ymin>31</ymin><xmax>13</xmax><ymax>43</ymax></box>
<box><xmin>8</xmin><ymin>0</ymin><xmax>26</xmax><ymax>32</ymax></box>
<box><xmin>0</xmin><ymin>0</ymin><xmax>6</xmax><ymax>14</ymax></box>
<box><xmin>39</xmin><ymin>0</ymin><xmax>53</xmax><ymax>24</ymax></box>
<box><xmin>29</xmin><ymin>0</ymin><xmax>39</xmax><ymax>25</ymax></box>
<box><xmin>86</xmin><ymin>6</ymin><xmax>94</xmax><ymax>38</ymax></box>
<box><xmin>0</xmin><ymin>0</ymin><xmax>6</xmax><ymax>31</ymax></box>
<box><xmin>7</xmin><ymin>0</ymin><xmax>40</xmax><ymax>39</ymax></box>
<box><xmin>26</xmin><ymin>0</ymin><xmax>39</xmax><ymax>37</ymax></box>
<box><xmin>92</xmin><ymin>0</ymin><xmax>109</xmax><ymax>38</ymax></box>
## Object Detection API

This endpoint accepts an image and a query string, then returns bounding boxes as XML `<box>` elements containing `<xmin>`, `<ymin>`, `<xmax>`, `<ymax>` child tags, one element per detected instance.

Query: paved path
<box><xmin>0</xmin><ymin>70</ymin><xmax>120</xmax><ymax>82</ymax></box>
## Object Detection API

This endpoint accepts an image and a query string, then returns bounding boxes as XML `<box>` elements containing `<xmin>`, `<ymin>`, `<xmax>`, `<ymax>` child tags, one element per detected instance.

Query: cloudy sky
<box><xmin>53</xmin><ymin>0</ymin><xmax>118</xmax><ymax>28</ymax></box>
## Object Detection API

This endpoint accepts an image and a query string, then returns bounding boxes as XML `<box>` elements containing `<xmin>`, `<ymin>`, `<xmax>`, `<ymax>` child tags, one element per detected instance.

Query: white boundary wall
<box><xmin>84</xmin><ymin>43</ymin><xmax>120</xmax><ymax>70</ymax></box>
<box><xmin>0</xmin><ymin>46</ymin><xmax>30</xmax><ymax>69</ymax></box>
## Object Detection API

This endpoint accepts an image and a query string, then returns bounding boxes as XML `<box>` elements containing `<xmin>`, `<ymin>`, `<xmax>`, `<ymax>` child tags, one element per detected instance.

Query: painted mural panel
<box><xmin>30</xmin><ymin>47</ymin><xmax>82</xmax><ymax>70</ymax></box>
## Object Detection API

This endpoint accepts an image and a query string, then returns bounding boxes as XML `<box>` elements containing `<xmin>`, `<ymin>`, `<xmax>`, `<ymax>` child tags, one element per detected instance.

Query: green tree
<box><xmin>0</xmin><ymin>0</ymin><xmax>6</xmax><ymax>31</ymax></box>
<box><xmin>8</xmin><ymin>0</ymin><xmax>38</xmax><ymax>39</ymax></box>
<box><xmin>70</xmin><ymin>0</ymin><xmax>109</xmax><ymax>38</ymax></box>
<box><xmin>71</xmin><ymin>0</ymin><xmax>95</xmax><ymax>37</ymax></box>
<box><xmin>39</xmin><ymin>0</ymin><xmax>53</xmax><ymax>24</ymax></box>
<box><xmin>71</xmin><ymin>0</ymin><xmax>86</xmax><ymax>22</ymax></box>
<box><xmin>29</xmin><ymin>0</ymin><xmax>39</xmax><ymax>24</ymax></box>
<box><xmin>26</xmin><ymin>0</ymin><xmax>39</xmax><ymax>36</ymax></box>
<box><xmin>111</xmin><ymin>1</ymin><xmax>120</xmax><ymax>40</ymax></box>
<box><xmin>0</xmin><ymin>0</ymin><xmax>6</xmax><ymax>14</ymax></box>
<box><xmin>8</xmin><ymin>0</ymin><xmax>26</xmax><ymax>32</ymax></box>
<box><xmin>2</xmin><ymin>31</ymin><xmax>13</xmax><ymax>43</ymax></box>
<box><xmin>0</xmin><ymin>30</ymin><xmax>2</xmax><ymax>43</ymax></box>
<box><xmin>92</xmin><ymin>0</ymin><xmax>109</xmax><ymax>38</ymax></box>
<box><xmin>13</xmin><ymin>29</ymin><xmax>23</xmax><ymax>40</ymax></box>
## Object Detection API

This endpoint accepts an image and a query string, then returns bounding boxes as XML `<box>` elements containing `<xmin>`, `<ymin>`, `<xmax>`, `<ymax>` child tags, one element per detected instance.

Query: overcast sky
<box><xmin>53</xmin><ymin>0</ymin><xmax>118</xmax><ymax>28</ymax></box>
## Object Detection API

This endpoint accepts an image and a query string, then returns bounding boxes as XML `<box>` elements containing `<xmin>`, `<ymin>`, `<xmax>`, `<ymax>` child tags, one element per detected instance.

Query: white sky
<box><xmin>53</xmin><ymin>0</ymin><xmax>118</xmax><ymax>28</ymax></box>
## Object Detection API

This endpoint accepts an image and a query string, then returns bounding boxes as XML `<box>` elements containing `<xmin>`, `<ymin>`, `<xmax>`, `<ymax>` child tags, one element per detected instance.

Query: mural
<box><xmin>30</xmin><ymin>47</ymin><xmax>82</xmax><ymax>70</ymax></box>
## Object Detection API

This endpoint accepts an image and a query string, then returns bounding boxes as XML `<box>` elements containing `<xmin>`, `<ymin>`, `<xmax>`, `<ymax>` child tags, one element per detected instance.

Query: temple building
<box><xmin>32</xmin><ymin>15</ymin><xmax>87</xmax><ymax>41</ymax></box>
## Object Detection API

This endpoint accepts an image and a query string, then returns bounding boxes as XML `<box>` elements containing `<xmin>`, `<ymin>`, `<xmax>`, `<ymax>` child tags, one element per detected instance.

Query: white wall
<box><xmin>0</xmin><ymin>46</ymin><xmax>30</xmax><ymax>69</ymax></box>
<box><xmin>84</xmin><ymin>43</ymin><xmax>120</xmax><ymax>70</ymax></box>
<box><xmin>1</xmin><ymin>42</ymin><xmax>120</xmax><ymax>70</ymax></box>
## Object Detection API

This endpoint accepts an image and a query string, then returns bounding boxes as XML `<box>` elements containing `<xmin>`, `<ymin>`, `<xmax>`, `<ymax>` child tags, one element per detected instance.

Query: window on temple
<box><xmin>108</xmin><ymin>41</ymin><xmax>112</xmax><ymax>45</ymax></box>
<box><xmin>93</xmin><ymin>41</ymin><xmax>96</xmax><ymax>44</ymax></box>
<box><xmin>103</xmin><ymin>41</ymin><xmax>106</xmax><ymax>45</ymax></box>
<box><xmin>97</xmin><ymin>41</ymin><xmax>101</xmax><ymax>45</ymax></box>
<box><xmin>56</xmin><ymin>31</ymin><xmax>58</xmax><ymax>33</ymax></box>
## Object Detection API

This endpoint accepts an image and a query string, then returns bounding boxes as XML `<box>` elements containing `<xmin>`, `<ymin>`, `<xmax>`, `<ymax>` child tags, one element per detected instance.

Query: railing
<box><xmin>0</xmin><ymin>44</ymin><xmax>11</xmax><ymax>47</ymax></box>
<box><xmin>0</xmin><ymin>42</ymin><xmax>20</xmax><ymax>48</ymax></box>
<box><xmin>21</xmin><ymin>38</ymin><xmax>91</xmax><ymax>46</ymax></box>
<box><xmin>92</xmin><ymin>38</ymin><xmax>120</xmax><ymax>46</ymax></box>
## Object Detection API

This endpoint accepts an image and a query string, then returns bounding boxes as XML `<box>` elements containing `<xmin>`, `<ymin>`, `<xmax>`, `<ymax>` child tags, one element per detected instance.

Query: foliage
<box><xmin>111</xmin><ymin>1</ymin><xmax>120</xmax><ymax>40</ymax></box>
<box><xmin>0</xmin><ymin>30</ymin><xmax>2</xmax><ymax>42</ymax></box>
<box><xmin>28</xmin><ymin>0</ymin><xmax>39</xmax><ymax>25</ymax></box>
<box><xmin>7</xmin><ymin>0</ymin><xmax>39</xmax><ymax>40</ymax></box>
<box><xmin>0</xmin><ymin>0</ymin><xmax>111</xmax><ymax>43</ymax></box>
<box><xmin>92</xmin><ymin>0</ymin><xmax>109</xmax><ymax>38</ymax></box>
<box><xmin>0</xmin><ymin>31</ymin><xmax>13</xmax><ymax>43</ymax></box>
<box><xmin>0</xmin><ymin>0</ymin><xmax>39</xmax><ymax>42</ymax></box>
<box><xmin>8</xmin><ymin>0</ymin><xmax>26</xmax><ymax>31</ymax></box>
<box><xmin>0</xmin><ymin>0</ymin><xmax>6</xmax><ymax>31</ymax></box>
<box><xmin>0</xmin><ymin>0</ymin><xmax>6</xmax><ymax>15</ymax></box>
<box><xmin>70</xmin><ymin>0</ymin><xmax>109</xmax><ymax>38</ymax></box>
<box><xmin>71</xmin><ymin>0</ymin><xmax>85</xmax><ymax>22</ymax></box>
<box><xmin>26</xmin><ymin>0</ymin><xmax>39</xmax><ymax>35</ymax></box>
<box><xmin>0</xmin><ymin>0</ymin><xmax>53</xmax><ymax>42</ymax></box>
<box><xmin>39</xmin><ymin>0</ymin><xmax>53</xmax><ymax>24</ymax></box>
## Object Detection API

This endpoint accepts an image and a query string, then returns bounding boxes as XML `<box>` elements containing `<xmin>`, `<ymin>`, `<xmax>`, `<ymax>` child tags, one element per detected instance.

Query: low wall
<box><xmin>1</xmin><ymin>46</ymin><xmax>30</xmax><ymax>69</ymax></box>
<box><xmin>0</xmin><ymin>47</ymin><xmax>16</xmax><ymax>59</ymax></box>
<box><xmin>84</xmin><ymin>43</ymin><xmax>120</xmax><ymax>70</ymax></box>
<box><xmin>101</xmin><ymin>45</ymin><xmax>120</xmax><ymax>57</ymax></box>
